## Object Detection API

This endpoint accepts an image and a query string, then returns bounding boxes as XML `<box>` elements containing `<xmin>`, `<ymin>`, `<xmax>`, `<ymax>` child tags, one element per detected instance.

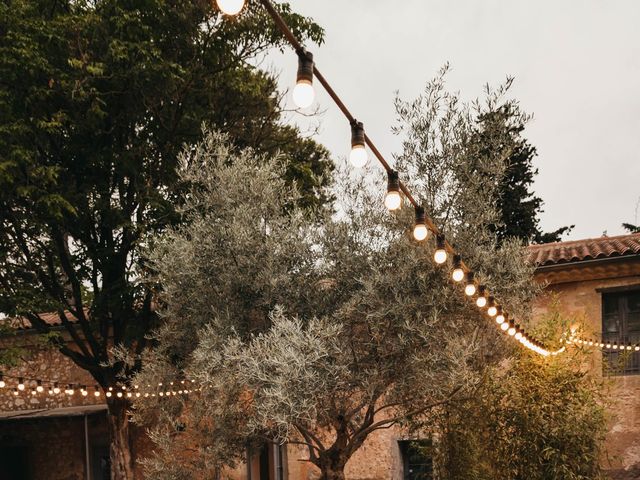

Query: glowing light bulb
<box><xmin>349</xmin><ymin>121</ymin><xmax>368</xmax><ymax>167</ymax></box>
<box><xmin>349</xmin><ymin>145</ymin><xmax>368</xmax><ymax>168</ymax></box>
<box><xmin>48</xmin><ymin>389</ymin><xmax>54</xmax><ymax>395</ymax></box>
<box><xmin>216</xmin><ymin>0</ymin><xmax>245</xmax><ymax>15</ymax></box>
<box><xmin>106</xmin><ymin>391</ymin><xmax>112</xmax><ymax>398</ymax></box>
<box><xmin>17</xmin><ymin>378</ymin><xmax>25</xmax><ymax>391</ymax></box>
<box><xmin>13</xmin><ymin>388</ymin><xmax>19</xmax><ymax>396</ymax></box>
<box><xmin>495</xmin><ymin>314</ymin><xmax>505</xmax><ymax>325</ymax></box>
<box><xmin>464</xmin><ymin>274</ymin><xmax>476</xmax><ymax>297</ymax></box>
<box><xmin>476</xmin><ymin>295</ymin><xmax>487</xmax><ymax>308</ymax></box>
<box><xmin>515</xmin><ymin>331</ymin><xmax>523</xmax><ymax>340</ymax></box>
<box><xmin>53</xmin><ymin>384</ymin><xmax>61</xmax><ymax>395</ymax></box>
<box><xmin>508</xmin><ymin>326</ymin><xmax>516</xmax><ymax>336</ymax></box>
<box><xmin>451</xmin><ymin>268</ymin><xmax>464</xmax><ymax>282</ymax></box>
<box><xmin>412</xmin><ymin>206</ymin><xmax>429</xmax><ymax>241</ymax></box>
<box><xmin>384</xmin><ymin>191</ymin><xmax>401</xmax><ymax>210</ymax></box>
<box><xmin>0</xmin><ymin>376</ymin><xmax>5</xmax><ymax>389</ymax></box>
<box><xmin>635</xmin><ymin>346</ymin><xmax>640</xmax><ymax>351</ymax></box>
<box><xmin>487</xmin><ymin>298</ymin><xmax>497</xmax><ymax>317</ymax></box>
<box><xmin>500</xmin><ymin>322</ymin><xmax>509</xmax><ymax>331</ymax></box>
<box><xmin>434</xmin><ymin>234</ymin><xmax>447</xmax><ymax>264</ymax></box>
<box><xmin>292</xmin><ymin>81</ymin><xmax>314</xmax><ymax>109</ymax></box>
<box><xmin>94</xmin><ymin>390</ymin><xmax>101</xmax><ymax>397</ymax></box>
<box><xmin>82</xmin><ymin>390</ymin><xmax>88</xmax><ymax>397</ymax></box>
<box><xmin>36</xmin><ymin>381</ymin><xmax>44</xmax><ymax>393</ymax></box>
<box><xmin>385</xmin><ymin>170</ymin><xmax>401</xmax><ymax>210</ymax></box>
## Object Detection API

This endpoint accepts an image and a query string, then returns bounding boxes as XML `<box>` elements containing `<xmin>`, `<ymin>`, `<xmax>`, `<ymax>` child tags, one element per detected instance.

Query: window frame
<box><xmin>601</xmin><ymin>287</ymin><xmax>640</xmax><ymax>376</ymax></box>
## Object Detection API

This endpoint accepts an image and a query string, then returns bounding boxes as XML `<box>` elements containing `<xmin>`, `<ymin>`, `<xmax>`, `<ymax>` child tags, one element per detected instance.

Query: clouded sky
<box><xmin>265</xmin><ymin>0</ymin><xmax>640</xmax><ymax>241</ymax></box>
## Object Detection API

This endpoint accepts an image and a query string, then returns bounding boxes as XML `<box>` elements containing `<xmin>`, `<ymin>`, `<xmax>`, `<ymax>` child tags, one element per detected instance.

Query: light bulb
<box><xmin>106</xmin><ymin>391</ymin><xmax>112</xmax><ymax>398</ymax></box>
<box><xmin>0</xmin><ymin>378</ymin><xmax>5</xmax><ymax>389</ymax></box>
<box><xmin>31</xmin><ymin>389</ymin><xmax>37</xmax><ymax>396</ymax></box>
<box><xmin>465</xmin><ymin>283</ymin><xmax>476</xmax><ymax>297</ymax></box>
<box><xmin>635</xmin><ymin>346</ymin><xmax>640</xmax><ymax>351</ymax></box>
<box><xmin>508</xmin><ymin>326</ymin><xmax>516</xmax><ymax>336</ymax></box>
<box><xmin>452</xmin><ymin>268</ymin><xmax>464</xmax><ymax>282</ymax></box>
<box><xmin>487</xmin><ymin>305</ymin><xmax>497</xmax><ymax>317</ymax></box>
<box><xmin>36</xmin><ymin>381</ymin><xmax>44</xmax><ymax>393</ymax></box>
<box><xmin>53</xmin><ymin>384</ymin><xmax>61</xmax><ymax>394</ymax></box>
<box><xmin>292</xmin><ymin>81</ymin><xmax>314</xmax><ymax>109</ymax></box>
<box><xmin>385</xmin><ymin>170</ymin><xmax>401</xmax><ymax>210</ymax></box>
<box><xmin>413</xmin><ymin>224</ymin><xmax>428</xmax><ymax>241</ymax></box>
<box><xmin>81</xmin><ymin>389</ymin><xmax>88</xmax><ymax>397</ymax></box>
<box><xmin>116</xmin><ymin>391</ymin><xmax>123</xmax><ymax>398</ymax></box>
<box><xmin>495</xmin><ymin>314</ymin><xmax>505</xmax><ymax>324</ymax></box>
<box><xmin>476</xmin><ymin>295</ymin><xmax>487</xmax><ymax>308</ymax></box>
<box><xmin>515</xmin><ymin>331</ymin><xmax>523</xmax><ymax>340</ymax></box>
<box><xmin>384</xmin><ymin>191</ymin><xmax>401</xmax><ymax>210</ymax></box>
<box><xmin>216</xmin><ymin>0</ymin><xmax>245</xmax><ymax>15</ymax></box>
<box><xmin>500</xmin><ymin>322</ymin><xmax>509</xmax><ymax>331</ymax></box>
<box><xmin>350</xmin><ymin>146</ymin><xmax>368</xmax><ymax>168</ymax></box>
<box><xmin>48</xmin><ymin>389</ymin><xmax>54</xmax><ymax>395</ymax></box>
<box><xmin>433</xmin><ymin>250</ymin><xmax>445</xmax><ymax>265</ymax></box>
<box><xmin>17</xmin><ymin>379</ymin><xmax>25</xmax><ymax>391</ymax></box>
<box><xmin>94</xmin><ymin>390</ymin><xmax>101</xmax><ymax>397</ymax></box>
<box><xmin>13</xmin><ymin>388</ymin><xmax>18</xmax><ymax>396</ymax></box>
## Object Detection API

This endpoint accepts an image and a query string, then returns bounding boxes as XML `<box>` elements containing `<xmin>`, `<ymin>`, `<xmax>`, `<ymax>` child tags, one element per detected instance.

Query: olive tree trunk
<box><xmin>106</xmin><ymin>400</ymin><xmax>135</xmax><ymax>480</ymax></box>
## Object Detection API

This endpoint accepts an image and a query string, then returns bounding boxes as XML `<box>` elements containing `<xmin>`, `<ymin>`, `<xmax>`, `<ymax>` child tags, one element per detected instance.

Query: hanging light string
<box><xmin>567</xmin><ymin>335</ymin><xmax>640</xmax><ymax>352</ymax></box>
<box><xmin>219</xmin><ymin>0</ymin><xmax>556</xmax><ymax>356</ymax></box>
<box><xmin>0</xmin><ymin>371</ymin><xmax>197</xmax><ymax>398</ymax></box>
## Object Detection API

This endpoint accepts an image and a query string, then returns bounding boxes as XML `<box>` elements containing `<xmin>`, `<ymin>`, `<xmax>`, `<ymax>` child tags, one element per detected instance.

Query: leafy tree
<box><xmin>0</xmin><ymin>1</ymin><xmax>330</xmax><ymax>478</ymax></box>
<box><xmin>623</xmin><ymin>223</ymin><xmax>640</xmax><ymax>233</ymax></box>
<box><xmin>473</xmin><ymin>99</ymin><xmax>573</xmax><ymax>244</ymax></box>
<box><xmin>436</xmin><ymin>301</ymin><xmax>608</xmax><ymax>480</ymax></box>
<box><xmin>135</xmin><ymin>72</ymin><xmax>541</xmax><ymax>480</ymax></box>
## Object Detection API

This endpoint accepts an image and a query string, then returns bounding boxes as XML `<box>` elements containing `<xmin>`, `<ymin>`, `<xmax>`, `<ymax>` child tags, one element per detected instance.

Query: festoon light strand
<box><xmin>212</xmin><ymin>0</ymin><xmax>566</xmax><ymax>356</ymax></box>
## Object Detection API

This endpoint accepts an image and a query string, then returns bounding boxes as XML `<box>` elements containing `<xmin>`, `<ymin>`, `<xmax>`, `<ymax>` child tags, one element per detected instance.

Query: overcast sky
<box><xmin>264</xmin><ymin>0</ymin><xmax>640</xmax><ymax>241</ymax></box>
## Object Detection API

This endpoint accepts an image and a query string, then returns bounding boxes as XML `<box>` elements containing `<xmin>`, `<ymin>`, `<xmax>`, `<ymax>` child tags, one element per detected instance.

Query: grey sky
<box><xmin>265</xmin><ymin>0</ymin><xmax>640</xmax><ymax>240</ymax></box>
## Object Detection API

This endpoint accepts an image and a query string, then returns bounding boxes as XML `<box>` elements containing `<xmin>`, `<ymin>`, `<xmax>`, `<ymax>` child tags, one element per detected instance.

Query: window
<box><xmin>399</xmin><ymin>440</ymin><xmax>433</xmax><ymax>480</ymax></box>
<box><xmin>602</xmin><ymin>289</ymin><xmax>640</xmax><ymax>375</ymax></box>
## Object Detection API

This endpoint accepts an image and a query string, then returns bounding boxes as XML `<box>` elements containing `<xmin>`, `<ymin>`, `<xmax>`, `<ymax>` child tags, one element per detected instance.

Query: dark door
<box><xmin>0</xmin><ymin>447</ymin><xmax>30</xmax><ymax>480</ymax></box>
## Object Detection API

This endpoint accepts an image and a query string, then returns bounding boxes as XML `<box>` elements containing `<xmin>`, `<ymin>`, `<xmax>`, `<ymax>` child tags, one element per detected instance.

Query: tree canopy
<box><xmin>0</xmin><ymin>0</ymin><xmax>331</xmax><ymax>477</ymax></box>
<box><xmin>135</xmin><ymin>72</ymin><xmax>544</xmax><ymax>480</ymax></box>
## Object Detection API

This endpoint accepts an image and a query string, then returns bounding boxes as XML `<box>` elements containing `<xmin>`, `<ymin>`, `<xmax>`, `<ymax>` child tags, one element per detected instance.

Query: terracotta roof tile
<box><xmin>527</xmin><ymin>233</ymin><xmax>640</xmax><ymax>266</ymax></box>
<box><xmin>4</xmin><ymin>311</ymin><xmax>81</xmax><ymax>330</ymax></box>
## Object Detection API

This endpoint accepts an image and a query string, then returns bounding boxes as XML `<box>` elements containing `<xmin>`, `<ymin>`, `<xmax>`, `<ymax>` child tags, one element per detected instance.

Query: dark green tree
<box><xmin>475</xmin><ymin>105</ymin><xmax>573</xmax><ymax>244</ymax></box>
<box><xmin>622</xmin><ymin>223</ymin><xmax>640</xmax><ymax>234</ymax></box>
<box><xmin>0</xmin><ymin>1</ymin><xmax>330</xmax><ymax>478</ymax></box>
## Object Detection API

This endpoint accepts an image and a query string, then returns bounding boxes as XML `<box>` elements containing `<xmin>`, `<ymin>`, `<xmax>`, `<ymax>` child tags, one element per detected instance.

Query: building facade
<box><xmin>529</xmin><ymin>232</ymin><xmax>640</xmax><ymax>479</ymax></box>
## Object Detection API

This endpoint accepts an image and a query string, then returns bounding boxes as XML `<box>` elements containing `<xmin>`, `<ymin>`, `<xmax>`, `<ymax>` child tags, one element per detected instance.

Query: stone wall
<box><xmin>533</xmin><ymin>266</ymin><xmax>640</xmax><ymax>479</ymax></box>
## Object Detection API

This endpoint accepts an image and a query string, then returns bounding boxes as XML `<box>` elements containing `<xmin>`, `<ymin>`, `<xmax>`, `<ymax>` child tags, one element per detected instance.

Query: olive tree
<box><xmin>135</xmin><ymin>71</ymin><xmax>539</xmax><ymax>480</ymax></box>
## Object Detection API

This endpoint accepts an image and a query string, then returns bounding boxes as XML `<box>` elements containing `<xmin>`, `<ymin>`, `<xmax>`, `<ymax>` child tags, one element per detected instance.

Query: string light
<box><xmin>434</xmin><ymin>234</ymin><xmax>447</xmax><ymax>264</ymax></box>
<box><xmin>216</xmin><ymin>0</ymin><xmax>245</xmax><ymax>16</ymax></box>
<box><xmin>476</xmin><ymin>286</ymin><xmax>487</xmax><ymax>308</ymax></box>
<box><xmin>349</xmin><ymin>121</ymin><xmax>368</xmax><ymax>167</ymax></box>
<box><xmin>81</xmin><ymin>386</ymin><xmax>88</xmax><ymax>397</ymax></box>
<box><xmin>451</xmin><ymin>255</ymin><xmax>464</xmax><ymax>282</ymax></box>
<box><xmin>384</xmin><ymin>170</ymin><xmax>401</xmax><ymax>210</ymax></box>
<box><xmin>413</xmin><ymin>206</ymin><xmax>429</xmax><ymax>241</ymax></box>
<box><xmin>292</xmin><ymin>51</ymin><xmax>315</xmax><ymax>109</ymax></box>
<box><xmin>495</xmin><ymin>308</ymin><xmax>505</xmax><ymax>325</ymax></box>
<box><xmin>247</xmin><ymin>0</ymin><xmax>560</xmax><ymax>356</ymax></box>
<box><xmin>464</xmin><ymin>273</ymin><xmax>476</xmax><ymax>296</ymax></box>
<box><xmin>94</xmin><ymin>386</ymin><xmax>101</xmax><ymax>397</ymax></box>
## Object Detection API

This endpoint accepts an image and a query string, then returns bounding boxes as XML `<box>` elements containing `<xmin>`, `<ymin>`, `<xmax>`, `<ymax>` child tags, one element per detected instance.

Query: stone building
<box><xmin>1</xmin><ymin>232</ymin><xmax>639</xmax><ymax>479</ymax></box>
<box><xmin>529</xmin><ymin>232</ymin><xmax>640</xmax><ymax>480</ymax></box>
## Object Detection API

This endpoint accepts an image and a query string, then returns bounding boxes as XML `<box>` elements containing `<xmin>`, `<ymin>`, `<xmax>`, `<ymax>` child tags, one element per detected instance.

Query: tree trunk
<box><xmin>318</xmin><ymin>467</ymin><xmax>346</xmax><ymax>480</ymax></box>
<box><xmin>317</xmin><ymin>453</ymin><xmax>347</xmax><ymax>480</ymax></box>
<box><xmin>107</xmin><ymin>400</ymin><xmax>135</xmax><ymax>480</ymax></box>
